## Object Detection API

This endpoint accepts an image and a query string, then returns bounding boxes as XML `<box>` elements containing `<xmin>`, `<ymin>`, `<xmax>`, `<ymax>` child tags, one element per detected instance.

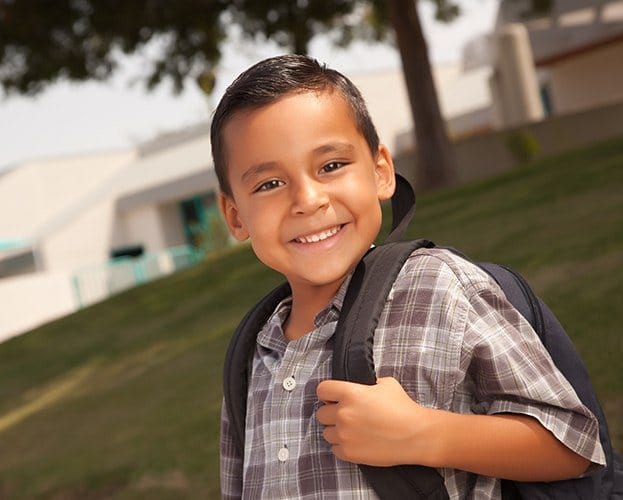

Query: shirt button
<box><xmin>282</xmin><ymin>376</ymin><xmax>296</xmax><ymax>391</ymax></box>
<box><xmin>277</xmin><ymin>446</ymin><xmax>289</xmax><ymax>462</ymax></box>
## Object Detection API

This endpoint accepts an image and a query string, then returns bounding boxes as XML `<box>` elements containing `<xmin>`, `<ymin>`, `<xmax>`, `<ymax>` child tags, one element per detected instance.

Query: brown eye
<box><xmin>255</xmin><ymin>179</ymin><xmax>284</xmax><ymax>192</ymax></box>
<box><xmin>321</xmin><ymin>161</ymin><xmax>345</xmax><ymax>173</ymax></box>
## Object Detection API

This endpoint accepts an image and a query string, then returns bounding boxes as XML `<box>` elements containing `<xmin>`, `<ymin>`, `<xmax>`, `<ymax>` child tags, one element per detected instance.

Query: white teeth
<box><xmin>296</xmin><ymin>225</ymin><xmax>340</xmax><ymax>243</ymax></box>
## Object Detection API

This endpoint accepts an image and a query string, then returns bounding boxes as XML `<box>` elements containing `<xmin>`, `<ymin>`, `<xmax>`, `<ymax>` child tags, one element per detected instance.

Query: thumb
<box><xmin>376</xmin><ymin>376</ymin><xmax>399</xmax><ymax>387</ymax></box>
<box><xmin>317</xmin><ymin>379</ymin><xmax>359</xmax><ymax>403</ymax></box>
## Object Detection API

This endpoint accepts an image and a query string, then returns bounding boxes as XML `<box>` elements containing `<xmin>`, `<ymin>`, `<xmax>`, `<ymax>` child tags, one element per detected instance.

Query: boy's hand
<box><xmin>316</xmin><ymin>377</ymin><xmax>433</xmax><ymax>466</ymax></box>
<box><xmin>316</xmin><ymin>378</ymin><xmax>591</xmax><ymax>480</ymax></box>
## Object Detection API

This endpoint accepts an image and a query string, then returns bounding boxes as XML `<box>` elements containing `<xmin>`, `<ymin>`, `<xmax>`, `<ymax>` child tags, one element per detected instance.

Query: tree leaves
<box><xmin>0</xmin><ymin>0</ymin><xmax>455</xmax><ymax>95</ymax></box>
<box><xmin>0</xmin><ymin>0</ymin><xmax>227</xmax><ymax>95</ymax></box>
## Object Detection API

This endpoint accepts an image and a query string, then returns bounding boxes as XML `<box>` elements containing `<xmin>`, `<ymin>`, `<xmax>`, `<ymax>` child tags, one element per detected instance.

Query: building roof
<box><xmin>497</xmin><ymin>0</ymin><xmax>623</xmax><ymax>64</ymax></box>
<box><xmin>117</xmin><ymin>131</ymin><xmax>217</xmax><ymax>211</ymax></box>
<box><xmin>116</xmin><ymin>125</ymin><xmax>214</xmax><ymax>204</ymax></box>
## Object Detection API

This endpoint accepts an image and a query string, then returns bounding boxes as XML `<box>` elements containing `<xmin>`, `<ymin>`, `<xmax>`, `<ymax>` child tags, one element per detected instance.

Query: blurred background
<box><xmin>0</xmin><ymin>1</ymin><xmax>621</xmax><ymax>498</ymax></box>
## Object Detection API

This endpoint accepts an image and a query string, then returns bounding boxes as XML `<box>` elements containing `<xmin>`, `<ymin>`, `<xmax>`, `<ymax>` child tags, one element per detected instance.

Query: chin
<box><xmin>302</xmin><ymin>268</ymin><xmax>353</xmax><ymax>288</ymax></box>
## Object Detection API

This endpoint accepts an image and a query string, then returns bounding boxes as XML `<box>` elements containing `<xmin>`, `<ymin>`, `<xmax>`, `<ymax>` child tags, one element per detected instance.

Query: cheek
<box><xmin>368</xmin><ymin>206</ymin><xmax>383</xmax><ymax>233</ymax></box>
<box><xmin>244</xmin><ymin>212</ymin><xmax>282</xmax><ymax>257</ymax></box>
<box><xmin>359</xmin><ymin>199</ymin><xmax>383</xmax><ymax>240</ymax></box>
<box><xmin>249</xmin><ymin>237</ymin><xmax>286</xmax><ymax>275</ymax></box>
<box><xmin>354</xmin><ymin>186</ymin><xmax>383</xmax><ymax>217</ymax></box>
<box><xmin>242</xmin><ymin>208</ymin><xmax>275</xmax><ymax>237</ymax></box>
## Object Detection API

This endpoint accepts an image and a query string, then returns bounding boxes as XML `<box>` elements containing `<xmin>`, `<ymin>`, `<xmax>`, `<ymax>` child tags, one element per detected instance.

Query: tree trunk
<box><xmin>387</xmin><ymin>0</ymin><xmax>457</xmax><ymax>191</ymax></box>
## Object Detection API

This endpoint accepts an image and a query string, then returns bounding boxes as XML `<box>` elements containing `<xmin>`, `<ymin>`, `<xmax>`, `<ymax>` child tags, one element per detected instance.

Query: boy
<box><xmin>213</xmin><ymin>55</ymin><xmax>605</xmax><ymax>499</ymax></box>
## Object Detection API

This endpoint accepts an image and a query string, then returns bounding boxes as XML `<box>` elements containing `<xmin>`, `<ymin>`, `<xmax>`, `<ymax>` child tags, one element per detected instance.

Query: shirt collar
<box><xmin>257</xmin><ymin>274</ymin><xmax>352</xmax><ymax>352</ymax></box>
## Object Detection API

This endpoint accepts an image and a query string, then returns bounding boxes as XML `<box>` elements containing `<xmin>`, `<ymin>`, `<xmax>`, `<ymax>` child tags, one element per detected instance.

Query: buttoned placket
<box><xmin>250</xmin><ymin>290</ymin><xmax>345</xmax><ymax>497</ymax></box>
<box><xmin>270</xmin><ymin>340</ymin><xmax>302</xmax><ymax>467</ymax></box>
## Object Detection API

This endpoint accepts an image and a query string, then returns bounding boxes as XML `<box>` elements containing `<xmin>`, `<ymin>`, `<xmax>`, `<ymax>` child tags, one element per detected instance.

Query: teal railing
<box><xmin>0</xmin><ymin>238</ymin><xmax>30</xmax><ymax>251</ymax></box>
<box><xmin>71</xmin><ymin>245</ymin><xmax>204</xmax><ymax>308</ymax></box>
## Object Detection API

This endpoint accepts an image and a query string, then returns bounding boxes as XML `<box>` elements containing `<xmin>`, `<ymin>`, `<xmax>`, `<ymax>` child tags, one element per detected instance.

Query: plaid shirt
<box><xmin>220</xmin><ymin>248</ymin><xmax>605</xmax><ymax>499</ymax></box>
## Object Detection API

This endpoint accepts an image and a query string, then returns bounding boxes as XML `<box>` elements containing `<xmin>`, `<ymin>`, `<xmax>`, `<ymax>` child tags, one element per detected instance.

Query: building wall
<box><xmin>0</xmin><ymin>150</ymin><xmax>135</xmax><ymax>237</ymax></box>
<box><xmin>120</xmin><ymin>204</ymin><xmax>168</xmax><ymax>253</ymax></box>
<box><xmin>114</xmin><ymin>200</ymin><xmax>189</xmax><ymax>256</ymax></box>
<box><xmin>394</xmin><ymin>100</ymin><xmax>623</xmax><ymax>187</ymax></box>
<box><xmin>158</xmin><ymin>202</ymin><xmax>187</xmax><ymax>248</ymax></box>
<box><xmin>548</xmin><ymin>39</ymin><xmax>623</xmax><ymax>114</ymax></box>
<box><xmin>489</xmin><ymin>23</ymin><xmax>544</xmax><ymax>128</ymax></box>
<box><xmin>351</xmin><ymin>65</ymin><xmax>494</xmax><ymax>154</ymax></box>
<box><xmin>0</xmin><ymin>271</ymin><xmax>76</xmax><ymax>342</ymax></box>
<box><xmin>39</xmin><ymin>198</ymin><xmax>118</xmax><ymax>272</ymax></box>
<box><xmin>348</xmin><ymin>69</ymin><xmax>413</xmax><ymax>149</ymax></box>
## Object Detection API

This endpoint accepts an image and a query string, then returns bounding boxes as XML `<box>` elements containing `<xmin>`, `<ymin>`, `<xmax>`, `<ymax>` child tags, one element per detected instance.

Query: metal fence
<box><xmin>71</xmin><ymin>245</ymin><xmax>203</xmax><ymax>308</ymax></box>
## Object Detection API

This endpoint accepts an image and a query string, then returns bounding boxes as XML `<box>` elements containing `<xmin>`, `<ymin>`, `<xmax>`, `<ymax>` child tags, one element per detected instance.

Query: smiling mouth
<box><xmin>293</xmin><ymin>225</ymin><xmax>343</xmax><ymax>243</ymax></box>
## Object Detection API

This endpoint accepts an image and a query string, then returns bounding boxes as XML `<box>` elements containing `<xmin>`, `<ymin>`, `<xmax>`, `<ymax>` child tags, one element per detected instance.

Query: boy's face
<box><xmin>219</xmin><ymin>90</ymin><xmax>395</xmax><ymax>293</ymax></box>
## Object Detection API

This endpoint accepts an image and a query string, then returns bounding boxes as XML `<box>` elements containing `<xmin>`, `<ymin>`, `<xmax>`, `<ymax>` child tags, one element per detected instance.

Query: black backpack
<box><xmin>223</xmin><ymin>174</ymin><xmax>623</xmax><ymax>499</ymax></box>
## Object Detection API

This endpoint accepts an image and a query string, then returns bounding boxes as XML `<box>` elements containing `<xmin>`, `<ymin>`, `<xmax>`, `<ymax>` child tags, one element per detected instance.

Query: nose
<box><xmin>290</xmin><ymin>177</ymin><xmax>330</xmax><ymax>215</ymax></box>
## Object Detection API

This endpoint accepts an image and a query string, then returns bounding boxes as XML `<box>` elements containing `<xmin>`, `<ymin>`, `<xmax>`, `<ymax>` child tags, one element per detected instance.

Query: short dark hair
<box><xmin>210</xmin><ymin>54</ymin><xmax>380</xmax><ymax>196</ymax></box>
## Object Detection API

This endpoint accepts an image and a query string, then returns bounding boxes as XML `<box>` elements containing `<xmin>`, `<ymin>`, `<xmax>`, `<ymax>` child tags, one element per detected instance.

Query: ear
<box><xmin>374</xmin><ymin>144</ymin><xmax>396</xmax><ymax>201</ymax></box>
<box><xmin>218</xmin><ymin>192</ymin><xmax>249</xmax><ymax>241</ymax></box>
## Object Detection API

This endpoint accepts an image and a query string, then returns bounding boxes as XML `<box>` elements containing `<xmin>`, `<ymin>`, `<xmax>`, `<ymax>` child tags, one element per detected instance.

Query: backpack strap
<box><xmin>223</xmin><ymin>281</ymin><xmax>291</xmax><ymax>457</ymax></box>
<box><xmin>332</xmin><ymin>238</ymin><xmax>449</xmax><ymax>500</ymax></box>
<box><xmin>385</xmin><ymin>173</ymin><xmax>417</xmax><ymax>243</ymax></box>
<box><xmin>332</xmin><ymin>239</ymin><xmax>434</xmax><ymax>382</ymax></box>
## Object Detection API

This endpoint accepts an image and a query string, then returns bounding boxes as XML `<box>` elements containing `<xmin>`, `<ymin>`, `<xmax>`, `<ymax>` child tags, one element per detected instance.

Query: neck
<box><xmin>283</xmin><ymin>279</ymin><xmax>345</xmax><ymax>341</ymax></box>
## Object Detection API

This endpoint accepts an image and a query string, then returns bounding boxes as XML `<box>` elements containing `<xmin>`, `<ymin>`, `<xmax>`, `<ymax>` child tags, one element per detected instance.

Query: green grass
<box><xmin>0</xmin><ymin>136</ymin><xmax>622</xmax><ymax>499</ymax></box>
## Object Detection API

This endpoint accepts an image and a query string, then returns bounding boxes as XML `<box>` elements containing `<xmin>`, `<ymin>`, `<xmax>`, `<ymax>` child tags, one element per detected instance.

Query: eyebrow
<box><xmin>240</xmin><ymin>162</ymin><xmax>278</xmax><ymax>184</ymax></box>
<box><xmin>312</xmin><ymin>142</ymin><xmax>356</xmax><ymax>156</ymax></box>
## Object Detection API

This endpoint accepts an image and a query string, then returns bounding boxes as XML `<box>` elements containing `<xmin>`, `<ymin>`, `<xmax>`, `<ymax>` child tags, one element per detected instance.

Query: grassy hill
<box><xmin>1</xmin><ymin>137</ymin><xmax>622</xmax><ymax>499</ymax></box>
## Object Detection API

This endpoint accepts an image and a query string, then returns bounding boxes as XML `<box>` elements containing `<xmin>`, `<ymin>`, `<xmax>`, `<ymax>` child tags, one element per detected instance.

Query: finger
<box><xmin>330</xmin><ymin>444</ymin><xmax>351</xmax><ymax>464</ymax></box>
<box><xmin>322</xmin><ymin>426</ymin><xmax>339</xmax><ymax>445</ymax></box>
<box><xmin>316</xmin><ymin>379</ymin><xmax>360</xmax><ymax>403</ymax></box>
<box><xmin>316</xmin><ymin>402</ymin><xmax>338</xmax><ymax>425</ymax></box>
<box><xmin>376</xmin><ymin>376</ymin><xmax>397</xmax><ymax>386</ymax></box>
<box><xmin>316</xmin><ymin>379</ymin><xmax>344</xmax><ymax>403</ymax></box>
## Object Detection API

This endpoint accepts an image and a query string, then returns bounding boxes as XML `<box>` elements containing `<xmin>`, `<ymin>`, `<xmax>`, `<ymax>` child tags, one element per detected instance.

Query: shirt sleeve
<box><xmin>460</xmin><ymin>276</ymin><xmax>606</xmax><ymax>469</ymax></box>
<box><xmin>220</xmin><ymin>400</ymin><xmax>243</xmax><ymax>499</ymax></box>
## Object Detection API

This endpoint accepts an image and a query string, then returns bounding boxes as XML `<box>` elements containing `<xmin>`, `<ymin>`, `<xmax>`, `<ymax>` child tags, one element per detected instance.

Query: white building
<box><xmin>0</xmin><ymin>123</ymin><xmax>222</xmax><ymax>341</ymax></box>
<box><xmin>498</xmin><ymin>0</ymin><xmax>623</xmax><ymax>116</ymax></box>
<box><xmin>393</xmin><ymin>0</ymin><xmax>623</xmax><ymax>152</ymax></box>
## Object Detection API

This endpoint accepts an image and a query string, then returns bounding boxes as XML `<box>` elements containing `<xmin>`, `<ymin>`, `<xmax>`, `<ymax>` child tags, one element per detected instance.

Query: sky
<box><xmin>0</xmin><ymin>0</ymin><xmax>499</xmax><ymax>171</ymax></box>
